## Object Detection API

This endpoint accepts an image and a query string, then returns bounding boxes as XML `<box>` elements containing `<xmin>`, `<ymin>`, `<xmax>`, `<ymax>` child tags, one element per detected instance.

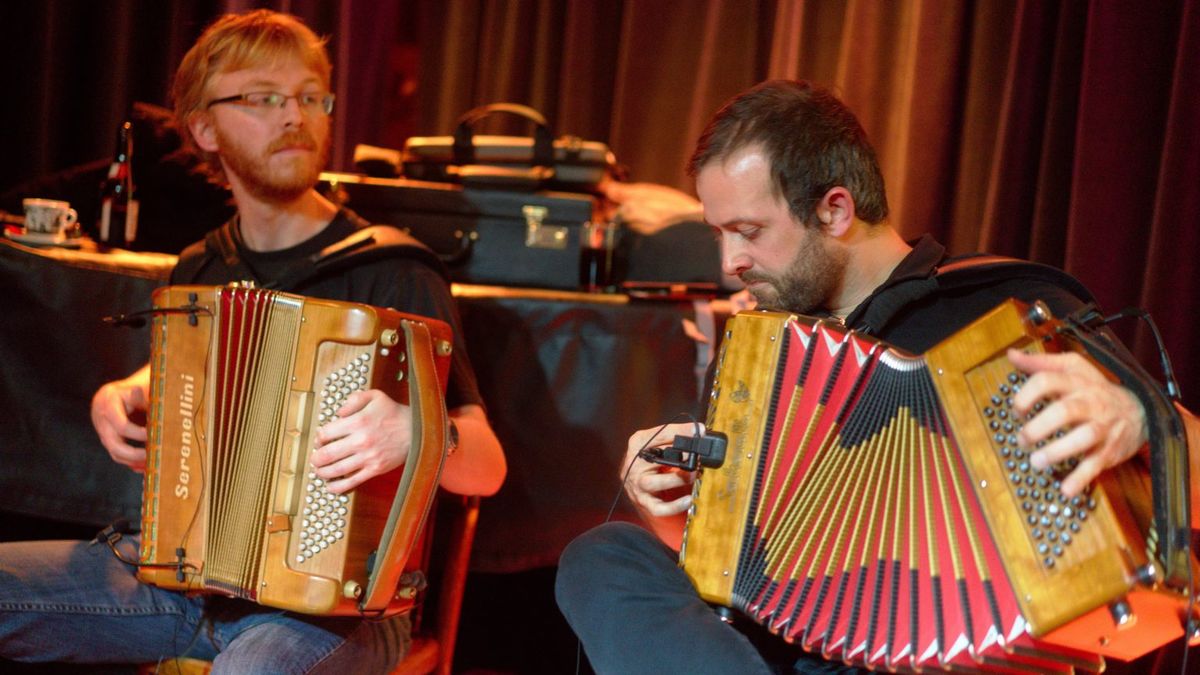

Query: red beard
<box><xmin>218</xmin><ymin>127</ymin><xmax>329</xmax><ymax>203</ymax></box>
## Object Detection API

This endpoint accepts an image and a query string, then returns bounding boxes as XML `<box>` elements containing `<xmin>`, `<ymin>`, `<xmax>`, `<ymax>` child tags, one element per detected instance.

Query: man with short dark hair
<box><xmin>556</xmin><ymin>79</ymin><xmax>1194</xmax><ymax>674</ymax></box>
<box><xmin>0</xmin><ymin>10</ymin><xmax>505</xmax><ymax>673</ymax></box>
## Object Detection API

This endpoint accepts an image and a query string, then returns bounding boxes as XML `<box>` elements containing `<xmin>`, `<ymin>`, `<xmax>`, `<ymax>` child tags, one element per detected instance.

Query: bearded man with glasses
<box><xmin>0</xmin><ymin>9</ymin><xmax>506</xmax><ymax>674</ymax></box>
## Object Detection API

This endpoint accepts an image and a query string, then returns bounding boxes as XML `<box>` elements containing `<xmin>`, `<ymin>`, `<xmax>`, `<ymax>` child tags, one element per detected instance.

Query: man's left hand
<box><xmin>1009</xmin><ymin>349</ymin><xmax>1147</xmax><ymax>497</ymax></box>
<box><xmin>310</xmin><ymin>389</ymin><xmax>411</xmax><ymax>494</ymax></box>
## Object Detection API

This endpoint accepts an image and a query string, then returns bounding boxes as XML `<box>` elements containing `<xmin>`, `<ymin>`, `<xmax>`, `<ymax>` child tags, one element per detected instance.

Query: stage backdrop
<box><xmin>3</xmin><ymin>0</ymin><xmax>1198</xmax><ymax>408</ymax></box>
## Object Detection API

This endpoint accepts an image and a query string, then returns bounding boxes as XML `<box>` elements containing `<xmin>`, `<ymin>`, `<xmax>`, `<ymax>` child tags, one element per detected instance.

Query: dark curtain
<box><xmin>0</xmin><ymin>1</ymin><xmax>222</xmax><ymax>192</ymax></box>
<box><xmin>3</xmin><ymin>0</ymin><xmax>1198</xmax><ymax>409</ymax></box>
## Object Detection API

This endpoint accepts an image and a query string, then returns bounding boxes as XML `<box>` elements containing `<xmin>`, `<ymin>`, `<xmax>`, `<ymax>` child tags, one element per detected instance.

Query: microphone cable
<box><xmin>103</xmin><ymin>302</ymin><xmax>213</xmax><ymax>329</ymax></box>
<box><xmin>1073</xmin><ymin>304</ymin><xmax>1182</xmax><ymax>401</ymax></box>
<box><xmin>607</xmin><ymin>412</ymin><xmax>703</xmax><ymax>523</ymax></box>
<box><xmin>91</xmin><ymin>519</ymin><xmax>197</xmax><ymax>577</ymax></box>
<box><xmin>574</xmin><ymin>413</ymin><xmax>705</xmax><ymax>675</ymax></box>
<box><xmin>1084</xmin><ymin>305</ymin><xmax>1194</xmax><ymax>674</ymax></box>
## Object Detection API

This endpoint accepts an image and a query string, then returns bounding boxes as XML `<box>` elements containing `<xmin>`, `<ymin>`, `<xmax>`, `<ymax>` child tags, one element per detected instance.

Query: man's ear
<box><xmin>188</xmin><ymin>111</ymin><xmax>220</xmax><ymax>153</ymax></box>
<box><xmin>816</xmin><ymin>187</ymin><xmax>856</xmax><ymax>237</ymax></box>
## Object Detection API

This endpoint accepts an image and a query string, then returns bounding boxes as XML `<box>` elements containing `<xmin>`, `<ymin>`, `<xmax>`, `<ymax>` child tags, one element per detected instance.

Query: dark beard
<box><xmin>745</xmin><ymin>228</ymin><xmax>847</xmax><ymax>315</ymax></box>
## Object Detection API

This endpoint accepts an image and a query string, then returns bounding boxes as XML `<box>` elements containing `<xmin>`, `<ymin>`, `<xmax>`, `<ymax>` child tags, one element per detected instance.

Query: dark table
<box><xmin>0</xmin><ymin>237</ymin><xmax>173</xmax><ymax>528</ymax></box>
<box><xmin>452</xmin><ymin>283</ymin><xmax>715</xmax><ymax>571</ymax></box>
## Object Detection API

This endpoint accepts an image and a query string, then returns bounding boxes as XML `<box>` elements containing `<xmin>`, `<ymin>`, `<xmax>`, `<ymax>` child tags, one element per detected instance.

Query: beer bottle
<box><xmin>98</xmin><ymin>120</ymin><xmax>139</xmax><ymax>247</ymax></box>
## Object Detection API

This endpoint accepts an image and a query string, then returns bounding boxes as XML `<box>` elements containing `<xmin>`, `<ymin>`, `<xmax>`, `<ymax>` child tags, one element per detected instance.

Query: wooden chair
<box><xmin>391</xmin><ymin>493</ymin><xmax>480</xmax><ymax>675</ymax></box>
<box><xmin>138</xmin><ymin>493</ymin><xmax>481</xmax><ymax>675</ymax></box>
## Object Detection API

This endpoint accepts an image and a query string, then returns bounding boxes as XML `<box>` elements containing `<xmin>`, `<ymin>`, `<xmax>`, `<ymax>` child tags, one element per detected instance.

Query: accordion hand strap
<box><xmin>1059</xmin><ymin>309</ymin><xmax>1193</xmax><ymax>589</ymax></box>
<box><xmin>360</xmin><ymin>319</ymin><xmax>449</xmax><ymax>613</ymax></box>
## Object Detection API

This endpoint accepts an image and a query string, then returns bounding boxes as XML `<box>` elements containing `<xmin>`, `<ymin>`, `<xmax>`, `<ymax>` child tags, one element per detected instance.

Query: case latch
<box><xmin>523</xmin><ymin>205</ymin><xmax>567</xmax><ymax>250</ymax></box>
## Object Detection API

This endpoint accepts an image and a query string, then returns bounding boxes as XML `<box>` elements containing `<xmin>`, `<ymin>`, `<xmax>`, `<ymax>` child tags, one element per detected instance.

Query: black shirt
<box><xmin>845</xmin><ymin>235</ymin><xmax>1091</xmax><ymax>351</ymax></box>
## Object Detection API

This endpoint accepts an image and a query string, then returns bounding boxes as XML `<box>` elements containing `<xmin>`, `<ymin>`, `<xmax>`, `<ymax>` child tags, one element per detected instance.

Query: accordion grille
<box><xmin>204</xmin><ymin>288</ymin><xmax>302</xmax><ymax>596</ymax></box>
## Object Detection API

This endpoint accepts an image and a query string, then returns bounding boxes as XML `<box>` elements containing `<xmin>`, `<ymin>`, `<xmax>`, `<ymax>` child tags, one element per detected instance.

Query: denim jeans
<box><xmin>0</xmin><ymin>537</ymin><xmax>409</xmax><ymax>674</ymax></box>
<box><xmin>555</xmin><ymin>522</ymin><xmax>862</xmax><ymax>675</ymax></box>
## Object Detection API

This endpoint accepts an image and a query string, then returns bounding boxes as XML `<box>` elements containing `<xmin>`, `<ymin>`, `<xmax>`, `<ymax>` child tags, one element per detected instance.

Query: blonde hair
<box><xmin>172</xmin><ymin>9</ymin><xmax>332</xmax><ymax>180</ymax></box>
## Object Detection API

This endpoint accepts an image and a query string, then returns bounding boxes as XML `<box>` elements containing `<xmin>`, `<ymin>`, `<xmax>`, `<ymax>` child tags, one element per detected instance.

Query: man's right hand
<box><xmin>622</xmin><ymin>423</ymin><xmax>703</xmax><ymax>550</ymax></box>
<box><xmin>90</xmin><ymin>364</ymin><xmax>151</xmax><ymax>472</ymax></box>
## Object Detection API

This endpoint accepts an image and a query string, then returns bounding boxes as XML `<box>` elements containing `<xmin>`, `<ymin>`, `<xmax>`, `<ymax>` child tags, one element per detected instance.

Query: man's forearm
<box><xmin>440</xmin><ymin>404</ymin><xmax>506</xmax><ymax>497</ymax></box>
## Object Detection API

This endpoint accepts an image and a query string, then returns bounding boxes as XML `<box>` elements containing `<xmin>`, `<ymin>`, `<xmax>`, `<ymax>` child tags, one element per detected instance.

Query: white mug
<box><xmin>23</xmin><ymin>198</ymin><xmax>78</xmax><ymax>236</ymax></box>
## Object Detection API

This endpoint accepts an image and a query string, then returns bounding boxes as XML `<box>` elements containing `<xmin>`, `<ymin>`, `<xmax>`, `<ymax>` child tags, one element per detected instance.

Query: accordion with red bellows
<box><xmin>680</xmin><ymin>299</ymin><xmax>1197</xmax><ymax>672</ymax></box>
<box><xmin>137</xmin><ymin>284</ymin><xmax>453</xmax><ymax>617</ymax></box>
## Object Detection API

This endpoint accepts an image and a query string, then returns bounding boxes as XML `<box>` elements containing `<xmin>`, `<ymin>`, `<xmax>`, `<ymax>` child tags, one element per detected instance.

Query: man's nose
<box><xmin>279</xmin><ymin>96</ymin><xmax>306</xmax><ymax>126</ymax></box>
<box><xmin>721</xmin><ymin>239</ymin><xmax>750</xmax><ymax>277</ymax></box>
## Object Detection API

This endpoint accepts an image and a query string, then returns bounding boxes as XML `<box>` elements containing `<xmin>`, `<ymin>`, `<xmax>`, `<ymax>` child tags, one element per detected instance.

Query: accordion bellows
<box><xmin>138</xmin><ymin>285</ymin><xmax>453</xmax><ymax>617</ymax></box>
<box><xmin>681</xmin><ymin>299</ymin><xmax>1196</xmax><ymax>672</ymax></box>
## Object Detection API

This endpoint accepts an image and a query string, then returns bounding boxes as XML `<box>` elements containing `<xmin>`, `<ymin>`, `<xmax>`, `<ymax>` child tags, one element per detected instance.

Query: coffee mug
<box><xmin>23</xmin><ymin>198</ymin><xmax>78</xmax><ymax>236</ymax></box>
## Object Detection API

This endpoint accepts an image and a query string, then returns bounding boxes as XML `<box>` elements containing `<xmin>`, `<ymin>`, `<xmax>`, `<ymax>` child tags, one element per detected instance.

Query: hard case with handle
<box><xmin>321</xmin><ymin>172</ymin><xmax>601</xmax><ymax>291</ymax></box>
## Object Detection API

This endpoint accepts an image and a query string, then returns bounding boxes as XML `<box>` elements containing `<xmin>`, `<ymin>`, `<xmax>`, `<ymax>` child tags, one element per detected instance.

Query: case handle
<box><xmin>452</xmin><ymin>102</ymin><xmax>556</xmax><ymax>170</ymax></box>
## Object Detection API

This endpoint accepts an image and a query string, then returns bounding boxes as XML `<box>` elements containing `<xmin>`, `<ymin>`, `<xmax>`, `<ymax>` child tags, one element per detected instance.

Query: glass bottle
<box><xmin>98</xmin><ymin>120</ymin><xmax>138</xmax><ymax>247</ymax></box>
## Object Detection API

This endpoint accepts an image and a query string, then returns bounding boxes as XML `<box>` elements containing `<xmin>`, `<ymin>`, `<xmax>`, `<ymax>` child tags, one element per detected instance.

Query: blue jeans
<box><xmin>0</xmin><ymin>537</ymin><xmax>409</xmax><ymax>674</ymax></box>
<box><xmin>555</xmin><ymin>522</ymin><xmax>862</xmax><ymax>675</ymax></box>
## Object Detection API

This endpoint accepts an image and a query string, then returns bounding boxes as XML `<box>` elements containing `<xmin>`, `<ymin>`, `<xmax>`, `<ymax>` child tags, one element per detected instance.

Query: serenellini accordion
<box><xmin>680</xmin><ymin>299</ymin><xmax>1198</xmax><ymax>672</ymax></box>
<box><xmin>137</xmin><ymin>284</ymin><xmax>453</xmax><ymax>617</ymax></box>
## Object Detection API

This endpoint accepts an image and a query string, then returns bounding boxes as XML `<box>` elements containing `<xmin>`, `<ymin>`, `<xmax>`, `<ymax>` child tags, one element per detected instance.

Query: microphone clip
<box><xmin>90</xmin><ymin>519</ymin><xmax>132</xmax><ymax>547</ymax></box>
<box><xmin>640</xmin><ymin>432</ymin><xmax>728</xmax><ymax>471</ymax></box>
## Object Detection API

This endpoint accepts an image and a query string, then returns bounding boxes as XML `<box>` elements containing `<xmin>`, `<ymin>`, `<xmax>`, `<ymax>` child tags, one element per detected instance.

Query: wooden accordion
<box><xmin>681</xmin><ymin>299</ymin><xmax>1197</xmax><ymax>672</ymax></box>
<box><xmin>137</xmin><ymin>284</ymin><xmax>453</xmax><ymax>617</ymax></box>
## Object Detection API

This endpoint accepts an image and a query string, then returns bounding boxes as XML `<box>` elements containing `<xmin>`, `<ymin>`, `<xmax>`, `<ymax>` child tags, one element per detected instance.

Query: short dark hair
<box><xmin>688</xmin><ymin>80</ymin><xmax>888</xmax><ymax>226</ymax></box>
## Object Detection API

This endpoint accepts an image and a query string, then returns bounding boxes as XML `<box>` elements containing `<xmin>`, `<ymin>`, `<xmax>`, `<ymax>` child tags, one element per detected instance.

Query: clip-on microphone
<box><xmin>640</xmin><ymin>431</ymin><xmax>728</xmax><ymax>471</ymax></box>
<box><xmin>89</xmin><ymin>518</ymin><xmax>133</xmax><ymax>547</ymax></box>
<box><xmin>103</xmin><ymin>292</ymin><xmax>210</xmax><ymax>329</ymax></box>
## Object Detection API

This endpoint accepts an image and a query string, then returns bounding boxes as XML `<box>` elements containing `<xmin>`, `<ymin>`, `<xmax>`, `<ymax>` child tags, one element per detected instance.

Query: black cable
<box><xmin>92</xmin><ymin>521</ymin><xmax>196</xmax><ymax>575</ymax></box>
<box><xmin>89</xmin><ymin>520</ymin><xmax>209</xmax><ymax>672</ymax></box>
<box><xmin>607</xmin><ymin>412</ymin><xmax>702</xmax><ymax>523</ymax></box>
<box><xmin>103</xmin><ymin>303</ymin><xmax>214</xmax><ymax>329</ymax></box>
<box><xmin>576</xmin><ymin>412</ymin><xmax>705</xmax><ymax>675</ymax></box>
<box><xmin>150</xmin><ymin>615</ymin><xmax>208</xmax><ymax>675</ymax></box>
<box><xmin>1094</xmin><ymin>307</ymin><xmax>1193</xmax><ymax>674</ymax></box>
<box><xmin>1100</xmin><ymin>307</ymin><xmax>1182</xmax><ymax>401</ymax></box>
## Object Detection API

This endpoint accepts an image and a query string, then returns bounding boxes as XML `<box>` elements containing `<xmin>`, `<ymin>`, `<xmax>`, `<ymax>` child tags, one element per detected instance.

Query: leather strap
<box><xmin>187</xmin><ymin>219</ymin><xmax>446</xmax><ymax>291</ymax></box>
<box><xmin>360</xmin><ymin>319</ymin><xmax>449</xmax><ymax>613</ymax></box>
<box><xmin>205</xmin><ymin>218</ymin><xmax>241</xmax><ymax>267</ymax></box>
<box><xmin>934</xmin><ymin>254</ymin><xmax>1096</xmax><ymax>305</ymax></box>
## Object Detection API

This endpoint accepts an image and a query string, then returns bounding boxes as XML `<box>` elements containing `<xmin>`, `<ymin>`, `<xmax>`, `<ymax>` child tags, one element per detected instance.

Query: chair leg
<box><xmin>434</xmin><ymin>494</ymin><xmax>480</xmax><ymax>675</ymax></box>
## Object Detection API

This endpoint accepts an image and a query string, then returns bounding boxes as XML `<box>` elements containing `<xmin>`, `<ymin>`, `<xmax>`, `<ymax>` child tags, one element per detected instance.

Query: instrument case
<box><xmin>321</xmin><ymin>172</ymin><xmax>599</xmax><ymax>290</ymax></box>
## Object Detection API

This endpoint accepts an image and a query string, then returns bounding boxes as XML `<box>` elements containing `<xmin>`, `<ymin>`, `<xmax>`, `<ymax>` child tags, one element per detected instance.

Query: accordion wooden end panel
<box><xmin>139</xmin><ymin>285</ymin><xmax>453</xmax><ymax>617</ymax></box>
<box><xmin>680</xmin><ymin>309</ymin><xmax>789</xmax><ymax>608</ymax></box>
<box><xmin>681</xmin><ymin>300</ymin><xmax>1198</xmax><ymax>672</ymax></box>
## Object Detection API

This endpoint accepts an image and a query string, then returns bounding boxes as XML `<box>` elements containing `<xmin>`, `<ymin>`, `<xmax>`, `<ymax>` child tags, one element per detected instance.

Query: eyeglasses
<box><xmin>206</xmin><ymin>91</ymin><xmax>336</xmax><ymax>115</ymax></box>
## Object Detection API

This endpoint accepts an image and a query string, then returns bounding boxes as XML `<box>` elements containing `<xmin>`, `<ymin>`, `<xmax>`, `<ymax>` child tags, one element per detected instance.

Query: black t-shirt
<box><xmin>845</xmin><ymin>235</ymin><xmax>1091</xmax><ymax>351</ymax></box>
<box><xmin>170</xmin><ymin>208</ymin><xmax>483</xmax><ymax>411</ymax></box>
